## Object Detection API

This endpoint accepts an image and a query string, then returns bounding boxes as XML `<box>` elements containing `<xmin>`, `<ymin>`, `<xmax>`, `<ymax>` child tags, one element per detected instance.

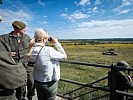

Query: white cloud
<box><xmin>1</xmin><ymin>9</ymin><xmax>31</xmax><ymax>23</ymax></box>
<box><xmin>75</xmin><ymin>0</ymin><xmax>91</xmax><ymax>6</ymax></box>
<box><xmin>77</xmin><ymin>19</ymin><xmax>133</xmax><ymax>28</ymax></box>
<box><xmin>113</xmin><ymin>0</ymin><xmax>133</xmax><ymax>15</ymax></box>
<box><xmin>55</xmin><ymin>19</ymin><xmax>133</xmax><ymax>39</ymax></box>
<box><xmin>60</xmin><ymin>13</ymin><xmax>68</xmax><ymax>19</ymax></box>
<box><xmin>43</xmin><ymin>16</ymin><xmax>47</xmax><ymax>18</ymax></box>
<box><xmin>117</xmin><ymin>9</ymin><xmax>133</xmax><ymax>15</ymax></box>
<box><xmin>38</xmin><ymin>21</ymin><xmax>48</xmax><ymax>25</ymax></box>
<box><xmin>92</xmin><ymin>7</ymin><xmax>98</xmax><ymax>13</ymax></box>
<box><xmin>38</xmin><ymin>0</ymin><xmax>45</xmax><ymax>6</ymax></box>
<box><xmin>0</xmin><ymin>9</ymin><xmax>32</xmax><ymax>34</ymax></box>
<box><xmin>79</xmin><ymin>0</ymin><xmax>90</xmax><ymax>6</ymax></box>
<box><xmin>61</xmin><ymin>10</ymin><xmax>89</xmax><ymax>22</ymax></box>
<box><xmin>122</xmin><ymin>0</ymin><xmax>133</xmax><ymax>7</ymax></box>
<box><xmin>64</xmin><ymin>8</ymin><xmax>68</xmax><ymax>12</ymax></box>
<box><xmin>94</xmin><ymin>0</ymin><xmax>101</xmax><ymax>6</ymax></box>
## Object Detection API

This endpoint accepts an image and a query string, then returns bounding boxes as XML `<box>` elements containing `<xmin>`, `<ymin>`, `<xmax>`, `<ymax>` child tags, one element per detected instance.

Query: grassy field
<box><xmin>57</xmin><ymin>42</ymin><xmax>133</xmax><ymax>99</ymax></box>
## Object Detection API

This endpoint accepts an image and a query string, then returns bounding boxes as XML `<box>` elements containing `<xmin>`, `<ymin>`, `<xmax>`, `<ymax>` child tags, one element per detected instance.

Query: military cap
<box><xmin>117</xmin><ymin>61</ymin><xmax>129</xmax><ymax>67</ymax></box>
<box><xmin>12</xmin><ymin>21</ymin><xmax>26</xmax><ymax>30</ymax></box>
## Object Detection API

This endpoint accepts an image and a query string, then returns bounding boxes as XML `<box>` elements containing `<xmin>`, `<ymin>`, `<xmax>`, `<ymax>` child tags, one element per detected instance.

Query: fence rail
<box><xmin>57</xmin><ymin>60</ymin><xmax>133</xmax><ymax>100</ymax></box>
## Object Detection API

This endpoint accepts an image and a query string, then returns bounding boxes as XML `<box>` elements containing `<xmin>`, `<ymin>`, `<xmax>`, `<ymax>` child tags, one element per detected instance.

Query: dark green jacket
<box><xmin>0</xmin><ymin>31</ymin><xmax>31</xmax><ymax>65</ymax></box>
<box><xmin>0</xmin><ymin>38</ymin><xmax>27</xmax><ymax>89</ymax></box>
<box><xmin>108</xmin><ymin>71</ymin><xmax>133</xmax><ymax>91</ymax></box>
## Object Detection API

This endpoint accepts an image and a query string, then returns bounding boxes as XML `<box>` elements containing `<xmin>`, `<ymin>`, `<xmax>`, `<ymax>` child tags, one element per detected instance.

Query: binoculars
<box><xmin>48</xmin><ymin>37</ymin><xmax>52</xmax><ymax>41</ymax></box>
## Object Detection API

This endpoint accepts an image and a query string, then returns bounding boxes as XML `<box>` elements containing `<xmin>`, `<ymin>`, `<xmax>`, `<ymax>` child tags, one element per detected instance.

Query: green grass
<box><xmin>63</xmin><ymin>43</ymin><xmax>133</xmax><ymax>65</ymax></box>
<box><xmin>58</xmin><ymin>43</ymin><xmax>133</xmax><ymax>99</ymax></box>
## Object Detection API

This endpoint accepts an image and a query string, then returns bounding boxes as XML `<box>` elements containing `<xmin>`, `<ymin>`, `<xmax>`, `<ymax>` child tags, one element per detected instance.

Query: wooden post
<box><xmin>110</xmin><ymin>63</ymin><xmax>117</xmax><ymax>100</ymax></box>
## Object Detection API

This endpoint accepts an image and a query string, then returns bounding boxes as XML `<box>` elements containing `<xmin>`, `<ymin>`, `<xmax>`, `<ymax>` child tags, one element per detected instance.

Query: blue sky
<box><xmin>0</xmin><ymin>0</ymin><xmax>133</xmax><ymax>39</ymax></box>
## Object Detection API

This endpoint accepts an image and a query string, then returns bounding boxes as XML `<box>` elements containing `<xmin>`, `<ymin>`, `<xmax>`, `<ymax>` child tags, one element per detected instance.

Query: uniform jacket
<box><xmin>0</xmin><ymin>38</ymin><xmax>27</xmax><ymax>89</ymax></box>
<box><xmin>0</xmin><ymin>31</ymin><xmax>31</xmax><ymax>64</ymax></box>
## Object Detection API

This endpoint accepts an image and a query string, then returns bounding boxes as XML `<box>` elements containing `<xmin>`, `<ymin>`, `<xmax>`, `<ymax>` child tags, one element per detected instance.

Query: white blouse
<box><xmin>30</xmin><ymin>42</ymin><xmax>67</xmax><ymax>82</ymax></box>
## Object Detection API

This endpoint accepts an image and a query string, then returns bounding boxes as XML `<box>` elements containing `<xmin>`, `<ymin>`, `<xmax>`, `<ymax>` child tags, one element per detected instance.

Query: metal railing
<box><xmin>57</xmin><ymin>60</ymin><xmax>133</xmax><ymax>100</ymax></box>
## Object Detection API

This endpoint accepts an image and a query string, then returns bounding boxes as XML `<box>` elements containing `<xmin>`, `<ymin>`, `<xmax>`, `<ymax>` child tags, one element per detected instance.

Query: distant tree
<box><xmin>74</xmin><ymin>42</ymin><xmax>77</xmax><ymax>46</ymax></box>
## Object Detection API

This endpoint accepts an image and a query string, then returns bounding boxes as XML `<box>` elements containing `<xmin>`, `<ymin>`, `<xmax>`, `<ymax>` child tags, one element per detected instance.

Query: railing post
<box><xmin>110</xmin><ymin>63</ymin><xmax>117</xmax><ymax>100</ymax></box>
<box><xmin>68</xmin><ymin>98</ymin><xmax>73</xmax><ymax>100</ymax></box>
<box><xmin>66</xmin><ymin>96</ymin><xmax>73</xmax><ymax>100</ymax></box>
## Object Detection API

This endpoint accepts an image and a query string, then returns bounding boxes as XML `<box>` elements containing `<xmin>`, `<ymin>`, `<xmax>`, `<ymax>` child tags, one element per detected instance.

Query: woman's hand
<box><xmin>50</xmin><ymin>37</ymin><xmax>58</xmax><ymax>44</ymax></box>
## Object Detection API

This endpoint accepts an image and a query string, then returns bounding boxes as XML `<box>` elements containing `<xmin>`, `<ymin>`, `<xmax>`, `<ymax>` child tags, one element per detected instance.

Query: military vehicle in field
<box><xmin>103</xmin><ymin>49</ymin><xmax>118</xmax><ymax>56</ymax></box>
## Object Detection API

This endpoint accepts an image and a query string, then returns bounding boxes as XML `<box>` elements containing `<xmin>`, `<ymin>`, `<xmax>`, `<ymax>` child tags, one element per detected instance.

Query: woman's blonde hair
<box><xmin>34</xmin><ymin>28</ymin><xmax>49</xmax><ymax>42</ymax></box>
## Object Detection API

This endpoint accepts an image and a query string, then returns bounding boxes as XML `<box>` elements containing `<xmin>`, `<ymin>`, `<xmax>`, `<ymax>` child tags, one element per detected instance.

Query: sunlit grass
<box><xmin>58</xmin><ymin>43</ymin><xmax>133</xmax><ymax>99</ymax></box>
<box><xmin>63</xmin><ymin>43</ymin><xmax>133</xmax><ymax>65</ymax></box>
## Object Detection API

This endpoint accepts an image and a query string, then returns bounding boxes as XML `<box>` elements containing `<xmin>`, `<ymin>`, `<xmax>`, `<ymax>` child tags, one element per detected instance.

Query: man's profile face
<box><xmin>19</xmin><ymin>28</ymin><xmax>26</xmax><ymax>34</ymax></box>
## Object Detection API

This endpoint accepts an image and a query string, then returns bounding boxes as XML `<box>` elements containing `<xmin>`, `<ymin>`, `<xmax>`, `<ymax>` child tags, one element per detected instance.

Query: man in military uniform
<box><xmin>108</xmin><ymin>61</ymin><xmax>133</xmax><ymax>100</ymax></box>
<box><xmin>0</xmin><ymin>38</ymin><xmax>17</xmax><ymax>100</ymax></box>
<box><xmin>0</xmin><ymin>20</ymin><xmax>35</xmax><ymax>100</ymax></box>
